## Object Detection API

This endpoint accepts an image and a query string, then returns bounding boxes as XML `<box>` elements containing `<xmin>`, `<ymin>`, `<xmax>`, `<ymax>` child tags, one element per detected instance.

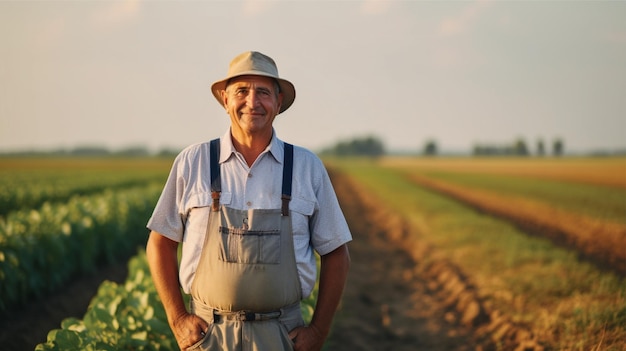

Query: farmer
<box><xmin>146</xmin><ymin>51</ymin><xmax>352</xmax><ymax>351</ymax></box>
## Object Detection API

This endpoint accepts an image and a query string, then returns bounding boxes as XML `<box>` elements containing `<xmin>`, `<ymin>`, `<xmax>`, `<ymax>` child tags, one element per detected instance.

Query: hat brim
<box><xmin>211</xmin><ymin>71</ymin><xmax>296</xmax><ymax>114</ymax></box>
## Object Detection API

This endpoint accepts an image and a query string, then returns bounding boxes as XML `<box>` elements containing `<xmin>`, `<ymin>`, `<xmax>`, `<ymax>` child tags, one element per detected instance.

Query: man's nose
<box><xmin>246</xmin><ymin>90</ymin><xmax>261</xmax><ymax>107</ymax></box>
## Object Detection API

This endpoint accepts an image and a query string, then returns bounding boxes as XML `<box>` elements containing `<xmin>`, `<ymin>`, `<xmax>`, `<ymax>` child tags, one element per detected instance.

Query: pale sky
<box><xmin>1</xmin><ymin>0</ymin><xmax>625</xmax><ymax>154</ymax></box>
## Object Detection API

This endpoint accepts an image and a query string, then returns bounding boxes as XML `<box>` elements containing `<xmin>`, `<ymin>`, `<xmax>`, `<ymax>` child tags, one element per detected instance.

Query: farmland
<box><xmin>0</xmin><ymin>156</ymin><xmax>624</xmax><ymax>350</ymax></box>
<box><xmin>326</xmin><ymin>156</ymin><xmax>626</xmax><ymax>350</ymax></box>
<box><xmin>0</xmin><ymin>157</ymin><xmax>172</xmax><ymax>349</ymax></box>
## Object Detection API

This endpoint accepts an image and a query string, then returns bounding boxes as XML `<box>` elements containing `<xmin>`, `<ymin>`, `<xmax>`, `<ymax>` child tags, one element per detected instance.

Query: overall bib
<box><xmin>187</xmin><ymin>139</ymin><xmax>304</xmax><ymax>351</ymax></box>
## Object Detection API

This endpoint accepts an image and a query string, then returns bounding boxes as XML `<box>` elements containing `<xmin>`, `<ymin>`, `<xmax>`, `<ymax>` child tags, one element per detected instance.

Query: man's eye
<box><xmin>258</xmin><ymin>89</ymin><xmax>271</xmax><ymax>96</ymax></box>
<box><xmin>235</xmin><ymin>88</ymin><xmax>248</xmax><ymax>95</ymax></box>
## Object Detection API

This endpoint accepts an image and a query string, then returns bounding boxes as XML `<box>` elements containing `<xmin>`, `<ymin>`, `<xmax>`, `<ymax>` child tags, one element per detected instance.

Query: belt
<box><xmin>213</xmin><ymin>310</ymin><xmax>282</xmax><ymax>322</ymax></box>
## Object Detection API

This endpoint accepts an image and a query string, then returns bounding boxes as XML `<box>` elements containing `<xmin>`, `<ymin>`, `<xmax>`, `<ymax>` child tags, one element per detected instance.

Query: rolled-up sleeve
<box><xmin>147</xmin><ymin>152</ymin><xmax>189</xmax><ymax>242</ymax></box>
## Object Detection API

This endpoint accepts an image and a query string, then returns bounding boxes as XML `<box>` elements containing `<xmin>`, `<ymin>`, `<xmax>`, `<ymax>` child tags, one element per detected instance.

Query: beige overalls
<box><xmin>187</xmin><ymin>140</ymin><xmax>304</xmax><ymax>351</ymax></box>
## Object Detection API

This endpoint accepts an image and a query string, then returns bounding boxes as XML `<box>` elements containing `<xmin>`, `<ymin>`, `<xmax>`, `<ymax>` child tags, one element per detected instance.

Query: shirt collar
<box><xmin>219</xmin><ymin>128</ymin><xmax>284</xmax><ymax>164</ymax></box>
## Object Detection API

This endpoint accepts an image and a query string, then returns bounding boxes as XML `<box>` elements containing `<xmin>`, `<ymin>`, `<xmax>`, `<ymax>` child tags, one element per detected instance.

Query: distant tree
<box><xmin>473</xmin><ymin>138</ymin><xmax>531</xmax><ymax>156</ymax></box>
<box><xmin>423</xmin><ymin>140</ymin><xmax>438</xmax><ymax>156</ymax></box>
<box><xmin>321</xmin><ymin>135</ymin><xmax>385</xmax><ymax>157</ymax></box>
<box><xmin>513</xmin><ymin>138</ymin><xmax>529</xmax><ymax>156</ymax></box>
<box><xmin>472</xmin><ymin>144</ymin><xmax>495</xmax><ymax>156</ymax></box>
<box><xmin>536</xmin><ymin>139</ymin><xmax>545</xmax><ymax>156</ymax></box>
<box><xmin>553</xmin><ymin>138</ymin><xmax>564</xmax><ymax>156</ymax></box>
<box><xmin>472</xmin><ymin>145</ymin><xmax>480</xmax><ymax>156</ymax></box>
<box><xmin>356</xmin><ymin>136</ymin><xmax>385</xmax><ymax>157</ymax></box>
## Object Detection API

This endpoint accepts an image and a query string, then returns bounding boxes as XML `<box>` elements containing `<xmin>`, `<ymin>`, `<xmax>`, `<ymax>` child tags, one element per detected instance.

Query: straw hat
<box><xmin>211</xmin><ymin>51</ymin><xmax>296</xmax><ymax>114</ymax></box>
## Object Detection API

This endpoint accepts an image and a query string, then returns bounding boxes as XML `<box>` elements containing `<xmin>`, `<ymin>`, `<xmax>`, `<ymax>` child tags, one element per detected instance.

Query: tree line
<box><xmin>3</xmin><ymin>136</ymin><xmax>621</xmax><ymax>158</ymax></box>
<box><xmin>319</xmin><ymin>136</ymin><xmax>385</xmax><ymax>157</ymax></box>
<box><xmin>470</xmin><ymin>138</ymin><xmax>564</xmax><ymax>157</ymax></box>
<box><xmin>320</xmin><ymin>135</ymin><xmax>624</xmax><ymax>157</ymax></box>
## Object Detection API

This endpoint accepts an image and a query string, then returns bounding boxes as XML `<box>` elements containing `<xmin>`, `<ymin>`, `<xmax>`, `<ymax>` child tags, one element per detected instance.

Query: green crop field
<box><xmin>0</xmin><ymin>157</ymin><xmax>172</xmax><ymax>311</ymax></box>
<box><xmin>0</xmin><ymin>157</ymin><xmax>318</xmax><ymax>350</ymax></box>
<box><xmin>2</xmin><ymin>156</ymin><xmax>624</xmax><ymax>350</ymax></box>
<box><xmin>0</xmin><ymin>158</ymin><xmax>171</xmax><ymax>215</ymax></box>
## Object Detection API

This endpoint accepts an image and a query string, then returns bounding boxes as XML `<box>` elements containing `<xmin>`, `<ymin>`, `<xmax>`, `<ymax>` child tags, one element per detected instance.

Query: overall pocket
<box><xmin>218</xmin><ymin>208</ymin><xmax>282</xmax><ymax>264</ymax></box>
<box><xmin>219</xmin><ymin>227</ymin><xmax>281</xmax><ymax>264</ymax></box>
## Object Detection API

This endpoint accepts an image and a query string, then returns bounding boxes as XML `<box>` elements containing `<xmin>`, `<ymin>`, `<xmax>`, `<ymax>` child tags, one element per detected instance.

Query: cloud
<box><xmin>439</xmin><ymin>0</ymin><xmax>490</xmax><ymax>36</ymax></box>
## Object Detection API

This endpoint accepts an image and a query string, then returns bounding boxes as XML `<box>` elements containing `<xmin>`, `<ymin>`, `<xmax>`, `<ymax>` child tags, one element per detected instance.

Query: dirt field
<box><xmin>0</xmin><ymin>169</ymin><xmax>543</xmax><ymax>351</ymax></box>
<box><xmin>325</xmin><ymin>169</ymin><xmax>476</xmax><ymax>350</ymax></box>
<box><xmin>325</xmin><ymin>169</ymin><xmax>542</xmax><ymax>351</ymax></box>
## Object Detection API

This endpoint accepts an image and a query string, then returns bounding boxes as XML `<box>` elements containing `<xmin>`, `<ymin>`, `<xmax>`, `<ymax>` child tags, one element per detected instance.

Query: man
<box><xmin>146</xmin><ymin>51</ymin><xmax>351</xmax><ymax>351</ymax></box>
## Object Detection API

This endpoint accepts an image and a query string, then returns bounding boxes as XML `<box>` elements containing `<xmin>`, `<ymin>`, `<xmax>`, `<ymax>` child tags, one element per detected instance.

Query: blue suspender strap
<box><xmin>210</xmin><ymin>138</ymin><xmax>291</xmax><ymax>214</ymax></box>
<box><xmin>281</xmin><ymin>143</ymin><xmax>294</xmax><ymax>216</ymax></box>
<box><xmin>210</xmin><ymin>138</ymin><xmax>221</xmax><ymax>212</ymax></box>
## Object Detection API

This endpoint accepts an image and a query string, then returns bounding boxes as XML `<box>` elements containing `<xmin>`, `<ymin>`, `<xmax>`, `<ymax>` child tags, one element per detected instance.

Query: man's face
<box><xmin>222</xmin><ymin>75</ymin><xmax>283</xmax><ymax>137</ymax></box>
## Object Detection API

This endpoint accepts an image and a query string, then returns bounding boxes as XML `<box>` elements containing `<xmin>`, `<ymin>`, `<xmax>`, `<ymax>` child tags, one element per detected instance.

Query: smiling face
<box><xmin>221</xmin><ymin>75</ymin><xmax>283</xmax><ymax>141</ymax></box>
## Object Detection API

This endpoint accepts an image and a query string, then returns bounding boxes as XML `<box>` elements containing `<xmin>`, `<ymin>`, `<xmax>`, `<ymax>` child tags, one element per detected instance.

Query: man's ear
<box><xmin>220</xmin><ymin>90</ymin><xmax>228</xmax><ymax>109</ymax></box>
<box><xmin>276</xmin><ymin>92</ymin><xmax>283</xmax><ymax>112</ymax></box>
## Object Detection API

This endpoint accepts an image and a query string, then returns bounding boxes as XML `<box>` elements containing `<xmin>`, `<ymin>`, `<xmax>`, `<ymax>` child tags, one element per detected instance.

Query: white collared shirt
<box><xmin>147</xmin><ymin>129</ymin><xmax>352</xmax><ymax>298</ymax></box>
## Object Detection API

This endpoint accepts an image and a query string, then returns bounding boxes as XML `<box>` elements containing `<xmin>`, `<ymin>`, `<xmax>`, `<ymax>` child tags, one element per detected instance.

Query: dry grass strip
<box><xmin>406</xmin><ymin>173</ymin><xmax>626</xmax><ymax>276</ymax></box>
<box><xmin>381</xmin><ymin>158</ymin><xmax>626</xmax><ymax>189</ymax></box>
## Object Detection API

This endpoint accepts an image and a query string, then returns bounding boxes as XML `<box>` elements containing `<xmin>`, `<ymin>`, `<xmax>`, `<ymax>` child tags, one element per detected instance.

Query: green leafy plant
<box><xmin>0</xmin><ymin>184</ymin><xmax>162</xmax><ymax>311</ymax></box>
<box><xmin>36</xmin><ymin>250</ymin><xmax>320</xmax><ymax>350</ymax></box>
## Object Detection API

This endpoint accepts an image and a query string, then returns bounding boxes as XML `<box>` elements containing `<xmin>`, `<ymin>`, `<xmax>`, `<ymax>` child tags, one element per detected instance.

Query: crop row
<box><xmin>35</xmin><ymin>250</ymin><xmax>317</xmax><ymax>350</ymax></box>
<box><xmin>0</xmin><ymin>170</ymin><xmax>167</xmax><ymax>217</ymax></box>
<box><xmin>403</xmin><ymin>171</ymin><xmax>626</xmax><ymax>275</ymax></box>
<box><xmin>0</xmin><ymin>183</ymin><xmax>163</xmax><ymax>311</ymax></box>
<box><xmin>35</xmin><ymin>251</ymin><xmax>177</xmax><ymax>351</ymax></box>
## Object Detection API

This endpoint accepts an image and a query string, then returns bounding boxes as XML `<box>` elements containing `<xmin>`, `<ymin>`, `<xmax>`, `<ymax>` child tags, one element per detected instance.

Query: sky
<box><xmin>1</xmin><ymin>0</ymin><xmax>625</xmax><ymax>154</ymax></box>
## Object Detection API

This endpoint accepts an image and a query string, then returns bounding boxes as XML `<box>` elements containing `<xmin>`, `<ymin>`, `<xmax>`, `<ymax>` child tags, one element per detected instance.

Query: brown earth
<box><xmin>0</xmin><ymin>169</ymin><xmax>545</xmax><ymax>351</ymax></box>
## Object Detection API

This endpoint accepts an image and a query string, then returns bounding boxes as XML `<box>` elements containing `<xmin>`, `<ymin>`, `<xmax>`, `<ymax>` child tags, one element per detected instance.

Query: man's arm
<box><xmin>289</xmin><ymin>244</ymin><xmax>351</xmax><ymax>351</ymax></box>
<box><xmin>146</xmin><ymin>231</ymin><xmax>208</xmax><ymax>350</ymax></box>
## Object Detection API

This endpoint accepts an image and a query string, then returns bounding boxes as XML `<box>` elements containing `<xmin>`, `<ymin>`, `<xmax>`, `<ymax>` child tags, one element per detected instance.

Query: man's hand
<box><xmin>289</xmin><ymin>245</ymin><xmax>350</xmax><ymax>351</ymax></box>
<box><xmin>147</xmin><ymin>232</ymin><xmax>209</xmax><ymax>350</ymax></box>
<box><xmin>172</xmin><ymin>312</ymin><xmax>209</xmax><ymax>350</ymax></box>
<box><xmin>288</xmin><ymin>324</ymin><xmax>325</xmax><ymax>351</ymax></box>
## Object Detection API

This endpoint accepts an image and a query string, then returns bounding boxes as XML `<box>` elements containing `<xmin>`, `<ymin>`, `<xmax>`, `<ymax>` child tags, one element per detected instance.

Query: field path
<box><xmin>326</xmin><ymin>169</ymin><xmax>541</xmax><ymax>350</ymax></box>
<box><xmin>325</xmin><ymin>169</ymin><xmax>473</xmax><ymax>350</ymax></box>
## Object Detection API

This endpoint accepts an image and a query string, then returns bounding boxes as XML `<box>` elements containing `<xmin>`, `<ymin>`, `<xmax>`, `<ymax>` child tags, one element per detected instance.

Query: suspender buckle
<box><xmin>281</xmin><ymin>194</ymin><xmax>291</xmax><ymax>216</ymax></box>
<box><xmin>211</xmin><ymin>191</ymin><xmax>220</xmax><ymax>212</ymax></box>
